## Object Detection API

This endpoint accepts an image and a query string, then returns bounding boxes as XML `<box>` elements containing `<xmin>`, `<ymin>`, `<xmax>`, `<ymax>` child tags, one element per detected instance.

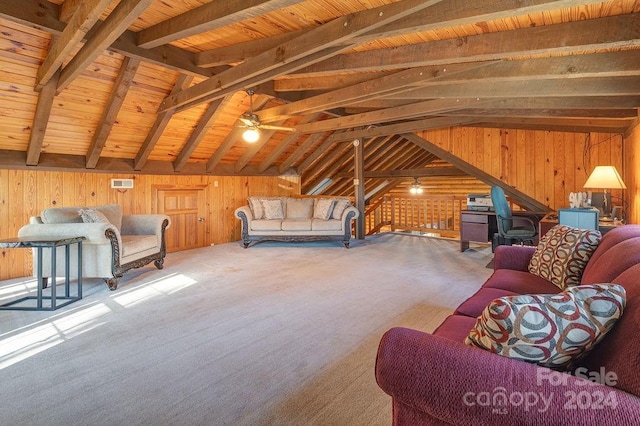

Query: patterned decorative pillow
<box><xmin>528</xmin><ymin>224</ymin><xmax>602</xmax><ymax>290</ymax></box>
<box><xmin>313</xmin><ymin>198</ymin><xmax>335</xmax><ymax>220</ymax></box>
<box><xmin>465</xmin><ymin>284</ymin><xmax>626</xmax><ymax>369</ymax></box>
<box><xmin>248</xmin><ymin>197</ymin><xmax>264</xmax><ymax>220</ymax></box>
<box><xmin>261</xmin><ymin>199</ymin><xmax>284</xmax><ymax>220</ymax></box>
<box><xmin>79</xmin><ymin>208</ymin><xmax>111</xmax><ymax>225</ymax></box>
<box><xmin>331</xmin><ymin>198</ymin><xmax>351</xmax><ymax>220</ymax></box>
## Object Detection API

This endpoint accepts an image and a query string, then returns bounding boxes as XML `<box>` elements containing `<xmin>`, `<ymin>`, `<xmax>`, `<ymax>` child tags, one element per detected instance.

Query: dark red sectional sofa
<box><xmin>376</xmin><ymin>225</ymin><xmax>640</xmax><ymax>425</ymax></box>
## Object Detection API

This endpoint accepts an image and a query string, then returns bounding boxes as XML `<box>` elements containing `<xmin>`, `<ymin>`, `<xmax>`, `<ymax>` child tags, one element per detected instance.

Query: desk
<box><xmin>539</xmin><ymin>213</ymin><xmax>623</xmax><ymax>237</ymax></box>
<box><xmin>0</xmin><ymin>237</ymin><xmax>84</xmax><ymax>311</ymax></box>
<box><xmin>460</xmin><ymin>210</ymin><xmax>547</xmax><ymax>252</ymax></box>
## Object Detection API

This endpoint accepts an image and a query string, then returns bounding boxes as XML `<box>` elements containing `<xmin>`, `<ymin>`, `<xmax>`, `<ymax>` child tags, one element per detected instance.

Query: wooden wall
<box><xmin>0</xmin><ymin>171</ymin><xmax>299</xmax><ymax>280</ymax></box>
<box><xmin>417</xmin><ymin>127</ymin><xmax>625</xmax><ymax>212</ymax></box>
<box><xmin>624</xmin><ymin>120</ymin><xmax>640</xmax><ymax>224</ymax></box>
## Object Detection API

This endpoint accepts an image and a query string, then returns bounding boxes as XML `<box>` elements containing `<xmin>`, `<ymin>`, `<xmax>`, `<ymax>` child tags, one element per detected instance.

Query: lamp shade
<box><xmin>583</xmin><ymin>166</ymin><xmax>627</xmax><ymax>190</ymax></box>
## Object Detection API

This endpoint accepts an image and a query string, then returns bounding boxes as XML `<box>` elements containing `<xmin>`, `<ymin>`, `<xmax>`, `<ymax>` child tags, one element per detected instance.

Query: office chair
<box><xmin>490</xmin><ymin>186</ymin><xmax>538</xmax><ymax>246</ymax></box>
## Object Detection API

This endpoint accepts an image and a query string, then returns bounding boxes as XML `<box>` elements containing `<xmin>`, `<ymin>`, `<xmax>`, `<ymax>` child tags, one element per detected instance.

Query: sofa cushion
<box><xmin>483</xmin><ymin>269</ymin><xmax>560</xmax><ymax>295</ymax></box>
<box><xmin>311</xmin><ymin>219</ymin><xmax>342</xmax><ymax>231</ymax></box>
<box><xmin>262</xmin><ymin>199</ymin><xmax>285</xmax><ymax>220</ymax></box>
<box><xmin>286</xmin><ymin>198</ymin><xmax>313</xmax><ymax>219</ymax></box>
<box><xmin>250</xmin><ymin>219</ymin><xmax>282</xmax><ymax>231</ymax></box>
<box><xmin>432</xmin><ymin>314</ymin><xmax>478</xmax><ymax>343</ymax></box>
<box><xmin>528</xmin><ymin>224</ymin><xmax>602</xmax><ymax>290</ymax></box>
<box><xmin>454</xmin><ymin>287</ymin><xmax>520</xmax><ymax>318</ymax></box>
<box><xmin>40</xmin><ymin>207</ymin><xmax>83</xmax><ymax>224</ymax></box>
<box><xmin>79</xmin><ymin>208</ymin><xmax>111</xmax><ymax>225</ymax></box>
<box><xmin>121</xmin><ymin>234</ymin><xmax>158</xmax><ymax>257</ymax></box>
<box><xmin>248</xmin><ymin>197</ymin><xmax>265</xmax><ymax>220</ymax></box>
<box><xmin>313</xmin><ymin>198</ymin><xmax>335</xmax><ymax>220</ymax></box>
<box><xmin>281</xmin><ymin>219</ymin><xmax>312</xmax><ymax>231</ymax></box>
<box><xmin>331</xmin><ymin>198</ymin><xmax>351</xmax><ymax>220</ymax></box>
<box><xmin>465</xmin><ymin>284</ymin><xmax>626</xmax><ymax>369</ymax></box>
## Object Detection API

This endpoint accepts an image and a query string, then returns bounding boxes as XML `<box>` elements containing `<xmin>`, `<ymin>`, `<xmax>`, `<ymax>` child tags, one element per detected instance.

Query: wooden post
<box><xmin>354</xmin><ymin>138</ymin><xmax>365</xmax><ymax>239</ymax></box>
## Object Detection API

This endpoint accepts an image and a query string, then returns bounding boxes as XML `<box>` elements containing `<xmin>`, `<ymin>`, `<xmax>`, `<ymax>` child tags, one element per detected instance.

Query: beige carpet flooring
<box><xmin>0</xmin><ymin>233</ymin><xmax>493</xmax><ymax>426</ymax></box>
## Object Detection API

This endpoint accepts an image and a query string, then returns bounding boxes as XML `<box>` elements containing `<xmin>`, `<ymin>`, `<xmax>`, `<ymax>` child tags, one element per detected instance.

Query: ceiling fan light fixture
<box><xmin>409</xmin><ymin>178</ymin><xmax>423</xmax><ymax>195</ymax></box>
<box><xmin>242</xmin><ymin>127</ymin><xmax>260</xmax><ymax>143</ymax></box>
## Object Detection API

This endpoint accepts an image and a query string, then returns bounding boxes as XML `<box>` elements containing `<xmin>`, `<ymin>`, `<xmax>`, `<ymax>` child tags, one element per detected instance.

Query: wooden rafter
<box><xmin>402</xmin><ymin>133</ymin><xmax>551</xmax><ymax>212</ymax></box>
<box><xmin>158</xmin><ymin>0</ymin><xmax>445</xmax><ymax>112</ymax></box>
<box><xmin>137</xmin><ymin>0</ymin><xmax>306</xmax><ymax>49</ymax></box>
<box><xmin>57</xmin><ymin>0</ymin><xmax>153</xmax><ymax>93</ymax></box>
<box><xmin>0</xmin><ymin>0</ymin><xmax>211</xmax><ymax>78</ymax></box>
<box><xmin>26</xmin><ymin>71</ymin><xmax>59</xmax><ymax>165</ymax></box>
<box><xmin>258</xmin><ymin>113</ymin><xmax>322</xmax><ymax>173</ymax></box>
<box><xmin>277</xmin><ymin>132</ymin><xmax>327</xmax><ymax>174</ymax></box>
<box><xmin>258</xmin><ymin>62</ymin><xmax>495</xmax><ymax>123</ymax></box>
<box><xmin>174</xmin><ymin>96</ymin><xmax>234</xmax><ymax>172</ymax></box>
<box><xmin>134</xmin><ymin>74</ymin><xmax>195</xmax><ymax>170</ymax></box>
<box><xmin>35</xmin><ymin>0</ymin><xmax>112</xmax><ymax>90</ymax></box>
<box><xmin>86</xmin><ymin>57</ymin><xmax>140</xmax><ymax>169</ymax></box>
<box><xmin>296</xmin><ymin>14</ymin><xmax>640</xmax><ymax>76</ymax></box>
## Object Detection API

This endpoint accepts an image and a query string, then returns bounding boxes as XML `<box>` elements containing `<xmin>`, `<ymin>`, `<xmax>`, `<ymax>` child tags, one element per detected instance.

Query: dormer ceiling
<box><xmin>0</xmin><ymin>0</ymin><xmax>638</xmax><ymax>193</ymax></box>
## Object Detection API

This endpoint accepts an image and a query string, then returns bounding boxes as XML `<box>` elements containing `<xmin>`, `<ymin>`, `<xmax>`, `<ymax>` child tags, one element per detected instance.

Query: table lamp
<box><xmin>583</xmin><ymin>165</ymin><xmax>626</xmax><ymax>221</ymax></box>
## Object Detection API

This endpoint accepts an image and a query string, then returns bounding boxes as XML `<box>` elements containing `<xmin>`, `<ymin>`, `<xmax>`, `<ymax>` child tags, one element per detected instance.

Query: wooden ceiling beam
<box><xmin>326</xmin><ymin>117</ymin><xmax>478</xmax><ymax>143</ymax></box>
<box><xmin>158</xmin><ymin>0</ymin><xmax>445</xmax><ymax>112</ymax></box>
<box><xmin>195</xmin><ymin>29</ymin><xmax>308</xmax><ymax>68</ymax></box>
<box><xmin>297</xmin><ymin>13</ymin><xmax>640</xmax><ymax>76</ymax></box>
<box><xmin>295</xmin><ymin>98</ymin><xmax>488</xmax><ymax>134</ymax></box>
<box><xmin>385</xmin><ymin>76</ymin><xmax>640</xmax><ymax>100</ymax></box>
<box><xmin>0</xmin><ymin>0</ymin><xmax>211</xmax><ymax>78</ymax></box>
<box><xmin>352</xmin><ymin>0</ymin><xmax>609</xmax><ymax>44</ymax></box>
<box><xmin>137</xmin><ymin>0</ymin><xmax>305</xmax><ymax>49</ymax></box>
<box><xmin>465</xmin><ymin>96</ymin><xmax>640</xmax><ymax>112</ymax></box>
<box><xmin>402</xmin><ymin>133</ymin><xmax>551</xmax><ymax>212</ymax></box>
<box><xmin>35</xmin><ymin>0</ymin><xmax>112</xmax><ymax>90</ymax></box>
<box><xmin>273</xmin><ymin>71</ymin><xmax>392</xmax><ymax>92</ymax></box>
<box><xmin>57</xmin><ymin>0</ymin><xmax>153</xmax><ymax>93</ymax></box>
<box><xmin>134</xmin><ymin>74</ymin><xmax>194</xmax><ymax>170</ymax></box>
<box><xmin>335</xmin><ymin>167</ymin><xmax>467</xmax><ymax>179</ymax></box>
<box><xmin>465</xmin><ymin>118</ymin><xmax>633</xmax><ymax>134</ymax></box>
<box><xmin>85</xmin><ymin>56</ymin><xmax>140</xmax><ymax>169</ymax></box>
<box><xmin>277</xmin><ymin>132</ymin><xmax>326</xmax><ymax>174</ymax></box>
<box><xmin>302</xmin><ymin>141</ymin><xmax>357</xmax><ymax>193</ymax></box>
<box><xmin>443</xmin><ymin>108</ymin><xmax>637</xmax><ymax>120</ymax></box>
<box><xmin>26</xmin><ymin>71</ymin><xmax>59</xmax><ymax>166</ymax></box>
<box><xmin>258</xmin><ymin>113</ymin><xmax>322</xmax><ymax>173</ymax></box>
<box><xmin>174</xmin><ymin>96</ymin><xmax>234</xmax><ymax>172</ymax></box>
<box><xmin>259</xmin><ymin>62</ymin><xmax>494</xmax><ymax>123</ymax></box>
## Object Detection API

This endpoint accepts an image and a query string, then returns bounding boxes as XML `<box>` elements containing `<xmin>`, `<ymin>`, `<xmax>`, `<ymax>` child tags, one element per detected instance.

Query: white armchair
<box><xmin>18</xmin><ymin>204</ymin><xmax>170</xmax><ymax>290</ymax></box>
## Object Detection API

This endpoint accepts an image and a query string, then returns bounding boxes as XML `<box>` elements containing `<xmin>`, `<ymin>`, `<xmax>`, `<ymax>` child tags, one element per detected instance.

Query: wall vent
<box><xmin>111</xmin><ymin>178</ymin><xmax>134</xmax><ymax>189</ymax></box>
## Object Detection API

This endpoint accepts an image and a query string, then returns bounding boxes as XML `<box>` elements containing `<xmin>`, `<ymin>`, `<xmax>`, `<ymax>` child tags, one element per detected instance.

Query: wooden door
<box><xmin>155</xmin><ymin>186</ymin><xmax>207</xmax><ymax>252</ymax></box>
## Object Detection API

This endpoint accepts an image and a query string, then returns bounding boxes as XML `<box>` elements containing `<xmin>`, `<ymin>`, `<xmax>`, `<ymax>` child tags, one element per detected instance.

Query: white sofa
<box><xmin>18</xmin><ymin>204</ymin><xmax>170</xmax><ymax>290</ymax></box>
<box><xmin>234</xmin><ymin>196</ymin><xmax>359</xmax><ymax>248</ymax></box>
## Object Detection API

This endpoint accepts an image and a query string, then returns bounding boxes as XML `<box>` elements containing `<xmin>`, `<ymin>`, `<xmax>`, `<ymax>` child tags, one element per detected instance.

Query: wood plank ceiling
<box><xmin>0</xmin><ymin>0</ymin><xmax>638</xmax><ymax>201</ymax></box>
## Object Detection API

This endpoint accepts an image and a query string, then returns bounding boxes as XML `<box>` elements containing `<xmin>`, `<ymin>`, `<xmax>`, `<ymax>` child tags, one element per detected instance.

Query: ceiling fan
<box><xmin>239</xmin><ymin>90</ymin><xmax>295</xmax><ymax>142</ymax></box>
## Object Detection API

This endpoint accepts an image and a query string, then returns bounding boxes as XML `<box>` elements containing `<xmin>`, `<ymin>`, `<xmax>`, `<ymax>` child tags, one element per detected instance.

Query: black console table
<box><xmin>0</xmin><ymin>237</ymin><xmax>84</xmax><ymax>311</ymax></box>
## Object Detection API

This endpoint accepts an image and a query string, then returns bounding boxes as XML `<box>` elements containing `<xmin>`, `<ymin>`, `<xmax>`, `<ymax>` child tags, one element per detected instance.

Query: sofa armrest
<box><xmin>18</xmin><ymin>222</ymin><xmax>118</xmax><ymax>246</ymax></box>
<box><xmin>493</xmin><ymin>245</ymin><xmax>537</xmax><ymax>271</ymax></box>
<box><xmin>121</xmin><ymin>215</ymin><xmax>170</xmax><ymax>236</ymax></box>
<box><xmin>234</xmin><ymin>206</ymin><xmax>253</xmax><ymax>221</ymax></box>
<box><xmin>376</xmin><ymin>327</ymin><xmax>638</xmax><ymax>425</ymax></box>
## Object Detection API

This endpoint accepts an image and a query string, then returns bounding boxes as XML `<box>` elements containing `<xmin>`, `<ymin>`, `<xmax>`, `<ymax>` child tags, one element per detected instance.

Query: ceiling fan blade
<box><xmin>260</xmin><ymin>124</ymin><xmax>296</xmax><ymax>132</ymax></box>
